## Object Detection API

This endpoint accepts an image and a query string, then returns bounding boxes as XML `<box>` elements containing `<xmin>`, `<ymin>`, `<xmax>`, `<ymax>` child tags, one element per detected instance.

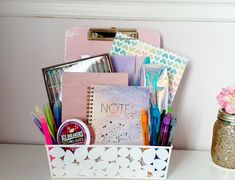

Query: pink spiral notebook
<box><xmin>62</xmin><ymin>73</ymin><xmax>128</xmax><ymax>123</ymax></box>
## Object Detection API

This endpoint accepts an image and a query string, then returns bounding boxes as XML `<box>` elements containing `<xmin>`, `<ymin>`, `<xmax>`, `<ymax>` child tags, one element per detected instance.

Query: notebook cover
<box><xmin>90</xmin><ymin>85</ymin><xmax>150</xmax><ymax>145</ymax></box>
<box><xmin>62</xmin><ymin>73</ymin><xmax>128</xmax><ymax>123</ymax></box>
<box><xmin>110</xmin><ymin>32</ymin><xmax>188</xmax><ymax>106</ymax></box>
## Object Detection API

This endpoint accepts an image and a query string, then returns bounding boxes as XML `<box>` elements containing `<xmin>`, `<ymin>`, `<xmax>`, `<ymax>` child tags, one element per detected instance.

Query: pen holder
<box><xmin>46</xmin><ymin>144</ymin><xmax>172</xmax><ymax>179</ymax></box>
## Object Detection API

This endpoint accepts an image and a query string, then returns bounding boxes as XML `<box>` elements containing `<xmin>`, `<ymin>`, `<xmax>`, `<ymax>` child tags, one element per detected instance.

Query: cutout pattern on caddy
<box><xmin>48</xmin><ymin>145</ymin><xmax>172</xmax><ymax>179</ymax></box>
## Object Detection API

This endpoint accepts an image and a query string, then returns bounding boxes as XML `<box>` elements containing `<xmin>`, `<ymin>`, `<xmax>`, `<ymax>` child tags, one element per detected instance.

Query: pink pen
<box><xmin>40</xmin><ymin>113</ymin><xmax>53</xmax><ymax>145</ymax></box>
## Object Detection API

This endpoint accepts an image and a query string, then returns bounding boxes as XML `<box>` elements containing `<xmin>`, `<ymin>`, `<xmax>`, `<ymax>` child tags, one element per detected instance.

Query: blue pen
<box><xmin>155</xmin><ymin>106</ymin><xmax>161</xmax><ymax>146</ymax></box>
<box><xmin>53</xmin><ymin>100</ymin><xmax>62</xmax><ymax>129</ymax></box>
<box><xmin>150</xmin><ymin>105</ymin><xmax>155</xmax><ymax>145</ymax></box>
<box><xmin>150</xmin><ymin>105</ymin><xmax>156</xmax><ymax>145</ymax></box>
<box><xmin>151</xmin><ymin>105</ymin><xmax>161</xmax><ymax>146</ymax></box>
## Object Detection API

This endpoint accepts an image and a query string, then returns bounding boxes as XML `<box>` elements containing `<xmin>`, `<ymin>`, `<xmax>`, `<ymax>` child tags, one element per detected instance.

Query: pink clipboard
<box><xmin>64</xmin><ymin>27</ymin><xmax>161</xmax><ymax>62</ymax></box>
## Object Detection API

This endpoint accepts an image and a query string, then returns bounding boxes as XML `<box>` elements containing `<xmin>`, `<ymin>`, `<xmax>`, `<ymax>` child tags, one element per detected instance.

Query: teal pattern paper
<box><xmin>110</xmin><ymin>32</ymin><xmax>188</xmax><ymax>106</ymax></box>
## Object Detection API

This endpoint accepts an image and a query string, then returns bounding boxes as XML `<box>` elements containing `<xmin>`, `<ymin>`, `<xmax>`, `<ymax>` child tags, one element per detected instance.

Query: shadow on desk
<box><xmin>167</xmin><ymin>150</ymin><xmax>189</xmax><ymax>177</ymax></box>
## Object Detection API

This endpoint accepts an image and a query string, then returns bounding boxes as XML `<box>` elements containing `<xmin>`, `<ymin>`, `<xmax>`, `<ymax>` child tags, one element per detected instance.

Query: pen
<box><xmin>141</xmin><ymin>109</ymin><xmax>149</xmax><ymax>145</ymax></box>
<box><xmin>89</xmin><ymin>63</ymin><xmax>95</xmax><ymax>72</ymax></box>
<box><xmin>53</xmin><ymin>100</ymin><xmax>62</xmax><ymax>129</ymax></box>
<box><xmin>157</xmin><ymin>109</ymin><xmax>166</xmax><ymax>145</ymax></box>
<box><xmin>98</xmin><ymin>60</ymin><xmax>104</xmax><ymax>72</ymax></box>
<box><xmin>52</xmin><ymin>70</ymin><xmax>61</xmax><ymax>100</ymax></box>
<box><xmin>47</xmin><ymin>70</ymin><xmax>57</xmax><ymax>105</ymax></box>
<box><xmin>154</xmin><ymin>105</ymin><xmax>161</xmax><ymax>146</ymax></box>
<box><xmin>149</xmin><ymin>106</ymin><xmax>154</xmax><ymax>145</ymax></box>
<box><xmin>167</xmin><ymin>115</ymin><xmax>177</xmax><ymax>146</ymax></box>
<box><xmin>161</xmin><ymin>113</ymin><xmax>172</xmax><ymax>146</ymax></box>
<box><xmin>31</xmin><ymin>113</ymin><xmax>43</xmax><ymax>134</ymax></box>
<box><xmin>93</xmin><ymin>62</ymin><xmax>98</xmax><ymax>72</ymax></box>
<box><xmin>103</xmin><ymin>58</ymin><xmax>110</xmax><ymax>72</ymax></box>
<box><xmin>150</xmin><ymin>105</ymin><xmax>160</xmax><ymax>146</ymax></box>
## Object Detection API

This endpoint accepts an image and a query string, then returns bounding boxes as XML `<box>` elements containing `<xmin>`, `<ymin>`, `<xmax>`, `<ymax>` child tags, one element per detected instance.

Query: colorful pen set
<box><xmin>140</xmin><ymin>60</ymin><xmax>176</xmax><ymax>146</ymax></box>
<box><xmin>31</xmin><ymin>103</ymin><xmax>62</xmax><ymax>145</ymax></box>
<box><xmin>141</xmin><ymin>108</ymin><xmax>177</xmax><ymax>146</ymax></box>
<box><xmin>42</xmin><ymin>54</ymin><xmax>112</xmax><ymax>108</ymax></box>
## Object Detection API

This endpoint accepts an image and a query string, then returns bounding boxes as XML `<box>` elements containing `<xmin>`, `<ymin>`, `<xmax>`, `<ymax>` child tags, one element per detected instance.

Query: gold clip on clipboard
<box><xmin>64</xmin><ymin>27</ymin><xmax>161</xmax><ymax>62</ymax></box>
<box><xmin>88</xmin><ymin>28</ymin><xmax>138</xmax><ymax>41</ymax></box>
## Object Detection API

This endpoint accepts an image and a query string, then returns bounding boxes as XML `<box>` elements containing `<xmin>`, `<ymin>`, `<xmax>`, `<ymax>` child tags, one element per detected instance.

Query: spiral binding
<box><xmin>87</xmin><ymin>86</ymin><xmax>94</xmax><ymax>124</ymax></box>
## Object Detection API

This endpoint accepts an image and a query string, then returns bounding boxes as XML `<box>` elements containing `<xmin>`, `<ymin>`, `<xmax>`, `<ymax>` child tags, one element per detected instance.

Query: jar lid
<box><xmin>57</xmin><ymin>118</ymin><xmax>91</xmax><ymax>145</ymax></box>
<box><xmin>218</xmin><ymin>109</ymin><xmax>235</xmax><ymax>124</ymax></box>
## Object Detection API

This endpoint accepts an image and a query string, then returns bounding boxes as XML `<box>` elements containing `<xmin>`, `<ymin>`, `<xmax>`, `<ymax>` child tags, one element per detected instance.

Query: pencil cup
<box><xmin>211</xmin><ymin>109</ymin><xmax>235</xmax><ymax>169</ymax></box>
<box><xmin>45</xmin><ymin>144</ymin><xmax>172</xmax><ymax>179</ymax></box>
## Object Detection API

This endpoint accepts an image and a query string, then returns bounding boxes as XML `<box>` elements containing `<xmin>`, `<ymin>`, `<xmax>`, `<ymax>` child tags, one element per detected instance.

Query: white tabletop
<box><xmin>0</xmin><ymin>144</ymin><xmax>234</xmax><ymax>180</ymax></box>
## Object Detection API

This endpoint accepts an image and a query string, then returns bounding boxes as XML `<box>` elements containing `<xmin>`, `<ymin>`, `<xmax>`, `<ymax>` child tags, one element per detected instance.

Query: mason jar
<box><xmin>211</xmin><ymin>109</ymin><xmax>235</xmax><ymax>169</ymax></box>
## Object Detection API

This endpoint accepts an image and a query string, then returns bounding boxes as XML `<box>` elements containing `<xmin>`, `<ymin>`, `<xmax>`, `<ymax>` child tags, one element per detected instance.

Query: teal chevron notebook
<box><xmin>88</xmin><ymin>85</ymin><xmax>150</xmax><ymax>145</ymax></box>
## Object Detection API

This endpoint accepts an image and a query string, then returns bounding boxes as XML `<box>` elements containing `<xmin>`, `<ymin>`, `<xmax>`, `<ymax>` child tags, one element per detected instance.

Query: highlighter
<box><xmin>40</xmin><ymin>112</ymin><xmax>53</xmax><ymax>145</ymax></box>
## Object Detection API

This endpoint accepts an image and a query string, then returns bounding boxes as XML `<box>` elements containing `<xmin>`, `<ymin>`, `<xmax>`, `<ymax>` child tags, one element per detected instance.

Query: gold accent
<box><xmin>218</xmin><ymin>109</ymin><xmax>235</xmax><ymax>123</ymax></box>
<box><xmin>88</xmin><ymin>27</ymin><xmax>138</xmax><ymax>41</ymax></box>
<box><xmin>211</xmin><ymin>109</ymin><xmax>235</xmax><ymax>169</ymax></box>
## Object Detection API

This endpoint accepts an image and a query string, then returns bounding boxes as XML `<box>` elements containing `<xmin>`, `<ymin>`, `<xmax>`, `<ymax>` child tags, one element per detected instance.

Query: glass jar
<box><xmin>211</xmin><ymin>109</ymin><xmax>235</xmax><ymax>169</ymax></box>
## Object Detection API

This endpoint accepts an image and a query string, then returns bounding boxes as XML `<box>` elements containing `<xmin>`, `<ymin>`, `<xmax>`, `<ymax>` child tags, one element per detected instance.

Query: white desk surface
<box><xmin>0</xmin><ymin>144</ymin><xmax>234</xmax><ymax>180</ymax></box>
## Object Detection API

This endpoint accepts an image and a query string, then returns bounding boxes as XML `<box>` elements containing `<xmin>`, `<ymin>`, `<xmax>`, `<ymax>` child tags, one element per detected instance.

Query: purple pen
<box><xmin>31</xmin><ymin>114</ymin><xmax>43</xmax><ymax>134</ymax></box>
<box><xmin>161</xmin><ymin>113</ymin><xmax>172</xmax><ymax>146</ymax></box>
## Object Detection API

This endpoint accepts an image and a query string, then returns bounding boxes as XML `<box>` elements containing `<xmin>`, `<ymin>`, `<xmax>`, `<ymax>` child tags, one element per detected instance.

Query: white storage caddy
<box><xmin>46</xmin><ymin>144</ymin><xmax>172</xmax><ymax>179</ymax></box>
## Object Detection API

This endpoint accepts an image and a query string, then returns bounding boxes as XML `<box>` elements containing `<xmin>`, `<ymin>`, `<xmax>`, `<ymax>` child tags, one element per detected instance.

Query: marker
<box><xmin>161</xmin><ymin>113</ymin><xmax>172</xmax><ymax>146</ymax></box>
<box><xmin>167</xmin><ymin>115</ymin><xmax>177</xmax><ymax>146</ymax></box>
<box><xmin>141</xmin><ymin>109</ymin><xmax>150</xmax><ymax>145</ymax></box>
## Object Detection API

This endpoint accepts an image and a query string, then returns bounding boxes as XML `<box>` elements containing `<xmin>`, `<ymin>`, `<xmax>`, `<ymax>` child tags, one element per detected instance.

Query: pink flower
<box><xmin>217</xmin><ymin>87</ymin><xmax>235</xmax><ymax>114</ymax></box>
